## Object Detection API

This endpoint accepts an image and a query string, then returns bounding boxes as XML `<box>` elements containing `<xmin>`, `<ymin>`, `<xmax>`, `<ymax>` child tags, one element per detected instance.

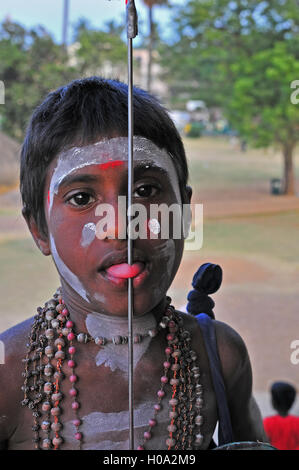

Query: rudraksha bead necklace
<box><xmin>21</xmin><ymin>288</ymin><xmax>204</xmax><ymax>450</ymax></box>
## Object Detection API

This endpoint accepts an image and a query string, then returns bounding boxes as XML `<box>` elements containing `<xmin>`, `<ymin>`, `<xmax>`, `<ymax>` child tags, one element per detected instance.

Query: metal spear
<box><xmin>126</xmin><ymin>0</ymin><xmax>138</xmax><ymax>451</ymax></box>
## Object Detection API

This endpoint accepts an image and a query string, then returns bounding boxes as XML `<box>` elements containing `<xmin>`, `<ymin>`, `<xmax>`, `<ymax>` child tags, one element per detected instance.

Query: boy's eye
<box><xmin>67</xmin><ymin>192</ymin><xmax>95</xmax><ymax>207</ymax></box>
<box><xmin>134</xmin><ymin>184</ymin><xmax>159</xmax><ymax>198</ymax></box>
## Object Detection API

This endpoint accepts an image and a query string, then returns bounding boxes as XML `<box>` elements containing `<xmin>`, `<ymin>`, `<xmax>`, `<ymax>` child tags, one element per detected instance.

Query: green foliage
<box><xmin>160</xmin><ymin>0</ymin><xmax>299</xmax><ymax>109</ymax></box>
<box><xmin>228</xmin><ymin>42</ymin><xmax>299</xmax><ymax>149</ymax></box>
<box><xmin>158</xmin><ymin>0</ymin><xmax>299</xmax><ymax>193</ymax></box>
<box><xmin>0</xmin><ymin>20</ymin><xmax>78</xmax><ymax>141</ymax></box>
<box><xmin>0</xmin><ymin>18</ymin><xmax>128</xmax><ymax>142</ymax></box>
<box><xmin>73</xmin><ymin>18</ymin><xmax>127</xmax><ymax>77</ymax></box>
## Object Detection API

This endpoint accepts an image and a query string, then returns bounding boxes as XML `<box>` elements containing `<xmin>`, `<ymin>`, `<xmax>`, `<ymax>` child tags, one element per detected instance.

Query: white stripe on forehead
<box><xmin>48</xmin><ymin>136</ymin><xmax>181</xmax><ymax>213</ymax></box>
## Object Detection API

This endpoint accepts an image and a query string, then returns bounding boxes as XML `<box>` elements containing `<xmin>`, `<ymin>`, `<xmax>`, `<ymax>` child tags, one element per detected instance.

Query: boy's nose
<box><xmin>95</xmin><ymin>197</ymin><xmax>128</xmax><ymax>240</ymax></box>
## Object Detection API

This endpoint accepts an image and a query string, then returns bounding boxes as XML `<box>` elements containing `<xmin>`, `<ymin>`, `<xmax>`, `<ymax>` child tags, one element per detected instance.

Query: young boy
<box><xmin>0</xmin><ymin>77</ymin><xmax>266</xmax><ymax>450</ymax></box>
<box><xmin>263</xmin><ymin>382</ymin><xmax>299</xmax><ymax>450</ymax></box>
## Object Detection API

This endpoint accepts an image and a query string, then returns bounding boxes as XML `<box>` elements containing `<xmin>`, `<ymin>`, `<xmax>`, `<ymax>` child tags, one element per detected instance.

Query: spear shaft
<box><xmin>126</xmin><ymin>0</ymin><xmax>138</xmax><ymax>451</ymax></box>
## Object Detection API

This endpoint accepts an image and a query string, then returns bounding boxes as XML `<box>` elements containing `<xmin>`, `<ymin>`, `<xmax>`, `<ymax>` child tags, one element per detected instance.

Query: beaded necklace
<box><xmin>21</xmin><ymin>288</ymin><xmax>204</xmax><ymax>450</ymax></box>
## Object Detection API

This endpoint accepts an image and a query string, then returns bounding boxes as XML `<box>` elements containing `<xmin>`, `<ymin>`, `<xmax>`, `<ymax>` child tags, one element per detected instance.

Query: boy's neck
<box><xmin>277</xmin><ymin>410</ymin><xmax>289</xmax><ymax>417</ymax></box>
<box><xmin>59</xmin><ymin>279</ymin><xmax>170</xmax><ymax>334</ymax></box>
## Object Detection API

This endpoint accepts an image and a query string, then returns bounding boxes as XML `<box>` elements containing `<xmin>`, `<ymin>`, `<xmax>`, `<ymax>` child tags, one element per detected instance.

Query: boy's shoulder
<box><xmin>176</xmin><ymin>310</ymin><xmax>250</xmax><ymax>384</ymax></box>
<box><xmin>0</xmin><ymin>316</ymin><xmax>34</xmax><ymax>362</ymax></box>
<box><xmin>177</xmin><ymin>310</ymin><xmax>248</xmax><ymax>355</ymax></box>
<box><xmin>0</xmin><ymin>317</ymin><xmax>35</xmax><ymax>442</ymax></box>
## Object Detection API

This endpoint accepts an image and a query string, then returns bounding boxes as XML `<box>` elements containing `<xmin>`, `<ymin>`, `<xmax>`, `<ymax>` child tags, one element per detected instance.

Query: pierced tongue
<box><xmin>106</xmin><ymin>262</ymin><xmax>144</xmax><ymax>279</ymax></box>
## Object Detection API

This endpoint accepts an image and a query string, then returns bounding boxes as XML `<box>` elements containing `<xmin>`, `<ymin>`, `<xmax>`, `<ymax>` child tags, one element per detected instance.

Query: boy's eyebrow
<box><xmin>57</xmin><ymin>173</ymin><xmax>99</xmax><ymax>190</ymax></box>
<box><xmin>57</xmin><ymin>161</ymin><xmax>171</xmax><ymax>188</ymax></box>
<box><xmin>133</xmin><ymin>161</ymin><xmax>171</xmax><ymax>180</ymax></box>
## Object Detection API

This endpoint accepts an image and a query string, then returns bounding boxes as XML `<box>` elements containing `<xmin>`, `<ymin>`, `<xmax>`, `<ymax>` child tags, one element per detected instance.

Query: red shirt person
<box><xmin>263</xmin><ymin>382</ymin><xmax>299</xmax><ymax>450</ymax></box>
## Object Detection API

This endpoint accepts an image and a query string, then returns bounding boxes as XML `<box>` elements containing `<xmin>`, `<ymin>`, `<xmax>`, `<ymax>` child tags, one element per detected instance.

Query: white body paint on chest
<box><xmin>63</xmin><ymin>401</ymin><xmax>169</xmax><ymax>450</ymax></box>
<box><xmin>85</xmin><ymin>311</ymin><xmax>156</xmax><ymax>373</ymax></box>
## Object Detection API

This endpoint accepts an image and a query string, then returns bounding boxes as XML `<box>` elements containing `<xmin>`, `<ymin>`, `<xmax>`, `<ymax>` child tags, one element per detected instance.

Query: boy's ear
<box><xmin>22</xmin><ymin>208</ymin><xmax>51</xmax><ymax>256</ymax></box>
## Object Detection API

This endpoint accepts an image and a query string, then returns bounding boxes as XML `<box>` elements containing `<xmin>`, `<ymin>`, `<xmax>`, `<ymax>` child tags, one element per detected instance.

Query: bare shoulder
<box><xmin>0</xmin><ymin>316</ymin><xmax>34</xmax><ymax>367</ymax></box>
<box><xmin>175</xmin><ymin>311</ymin><xmax>251</xmax><ymax>389</ymax></box>
<box><xmin>213</xmin><ymin>320</ymin><xmax>251</xmax><ymax>387</ymax></box>
<box><xmin>175</xmin><ymin>310</ymin><xmax>248</xmax><ymax>361</ymax></box>
<box><xmin>0</xmin><ymin>317</ymin><xmax>34</xmax><ymax>442</ymax></box>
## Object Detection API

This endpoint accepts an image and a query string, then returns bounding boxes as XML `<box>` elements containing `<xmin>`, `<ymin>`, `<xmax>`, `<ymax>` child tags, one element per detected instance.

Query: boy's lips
<box><xmin>105</xmin><ymin>262</ymin><xmax>145</xmax><ymax>279</ymax></box>
<box><xmin>97</xmin><ymin>250</ymin><xmax>150</xmax><ymax>288</ymax></box>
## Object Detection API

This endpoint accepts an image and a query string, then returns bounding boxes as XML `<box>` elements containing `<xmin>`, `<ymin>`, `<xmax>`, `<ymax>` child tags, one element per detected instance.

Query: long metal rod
<box><xmin>126</xmin><ymin>0</ymin><xmax>138</xmax><ymax>451</ymax></box>
<box><xmin>127</xmin><ymin>34</ymin><xmax>134</xmax><ymax>451</ymax></box>
<box><xmin>62</xmin><ymin>0</ymin><xmax>69</xmax><ymax>50</ymax></box>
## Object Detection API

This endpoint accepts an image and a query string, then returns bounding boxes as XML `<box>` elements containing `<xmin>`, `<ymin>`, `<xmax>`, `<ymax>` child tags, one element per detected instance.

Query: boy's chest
<box><xmin>12</xmin><ymin>338</ymin><xmax>218</xmax><ymax>450</ymax></box>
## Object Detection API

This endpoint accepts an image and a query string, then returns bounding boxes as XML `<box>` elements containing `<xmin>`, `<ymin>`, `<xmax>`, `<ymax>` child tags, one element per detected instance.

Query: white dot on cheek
<box><xmin>148</xmin><ymin>218</ymin><xmax>161</xmax><ymax>235</ymax></box>
<box><xmin>81</xmin><ymin>223</ymin><xmax>96</xmax><ymax>247</ymax></box>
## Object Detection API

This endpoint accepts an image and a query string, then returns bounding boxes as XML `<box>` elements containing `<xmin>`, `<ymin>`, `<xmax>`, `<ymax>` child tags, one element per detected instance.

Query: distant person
<box><xmin>263</xmin><ymin>381</ymin><xmax>299</xmax><ymax>450</ymax></box>
<box><xmin>240</xmin><ymin>139</ymin><xmax>247</xmax><ymax>152</ymax></box>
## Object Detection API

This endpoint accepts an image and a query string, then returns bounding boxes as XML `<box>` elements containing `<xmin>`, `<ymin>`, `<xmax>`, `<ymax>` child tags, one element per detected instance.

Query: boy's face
<box><xmin>38</xmin><ymin>137</ymin><xmax>191</xmax><ymax>317</ymax></box>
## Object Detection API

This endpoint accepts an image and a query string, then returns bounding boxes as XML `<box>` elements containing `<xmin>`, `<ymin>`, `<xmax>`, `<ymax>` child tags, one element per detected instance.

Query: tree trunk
<box><xmin>147</xmin><ymin>6</ymin><xmax>153</xmax><ymax>92</ymax></box>
<box><xmin>282</xmin><ymin>143</ymin><xmax>296</xmax><ymax>195</ymax></box>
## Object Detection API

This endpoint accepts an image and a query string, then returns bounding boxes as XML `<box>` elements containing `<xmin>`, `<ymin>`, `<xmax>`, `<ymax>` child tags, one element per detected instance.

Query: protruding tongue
<box><xmin>106</xmin><ymin>262</ymin><xmax>144</xmax><ymax>279</ymax></box>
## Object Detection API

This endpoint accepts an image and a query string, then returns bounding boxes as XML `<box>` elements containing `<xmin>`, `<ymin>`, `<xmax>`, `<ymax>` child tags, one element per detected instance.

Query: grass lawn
<box><xmin>201</xmin><ymin>211</ymin><xmax>299</xmax><ymax>265</ymax></box>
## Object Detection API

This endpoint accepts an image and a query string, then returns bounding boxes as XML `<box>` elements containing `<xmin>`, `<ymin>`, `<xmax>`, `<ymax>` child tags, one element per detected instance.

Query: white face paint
<box><xmin>151</xmin><ymin>239</ymin><xmax>177</xmax><ymax>302</ymax></box>
<box><xmin>48</xmin><ymin>136</ymin><xmax>182</xmax><ymax>214</ymax></box>
<box><xmin>148</xmin><ymin>218</ymin><xmax>160</xmax><ymax>235</ymax></box>
<box><xmin>49</xmin><ymin>233</ymin><xmax>90</xmax><ymax>302</ymax></box>
<box><xmin>81</xmin><ymin>222</ymin><xmax>96</xmax><ymax>248</ymax></box>
<box><xmin>155</xmin><ymin>239</ymin><xmax>176</xmax><ymax>278</ymax></box>
<box><xmin>46</xmin><ymin>136</ymin><xmax>183</xmax><ymax>304</ymax></box>
<box><xmin>85</xmin><ymin>311</ymin><xmax>156</xmax><ymax>374</ymax></box>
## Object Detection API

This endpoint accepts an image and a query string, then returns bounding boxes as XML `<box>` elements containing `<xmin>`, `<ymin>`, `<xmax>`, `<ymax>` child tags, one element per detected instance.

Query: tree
<box><xmin>0</xmin><ymin>18</ymin><xmax>128</xmax><ymax>142</ymax></box>
<box><xmin>228</xmin><ymin>42</ymin><xmax>299</xmax><ymax>195</ymax></box>
<box><xmin>73</xmin><ymin>19</ymin><xmax>127</xmax><ymax>79</ymax></box>
<box><xmin>0</xmin><ymin>20</ymin><xmax>77</xmax><ymax>141</ymax></box>
<box><xmin>160</xmin><ymin>0</ymin><xmax>299</xmax><ymax>106</ymax></box>
<box><xmin>159</xmin><ymin>0</ymin><xmax>299</xmax><ymax>193</ymax></box>
<box><xmin>142</xmin><ymin>0</ymin><xmax>168</xmax><ymax>92</ymax></box>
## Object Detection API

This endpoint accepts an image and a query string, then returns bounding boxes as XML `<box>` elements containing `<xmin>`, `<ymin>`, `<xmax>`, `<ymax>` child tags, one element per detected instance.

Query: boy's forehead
<box><xmin>46</xmin><ymin>136</ymin><xmax>182</xmax><ymax>210</ymax></box>
<box><xmin>55</xmin><ymin>136</ymin><xmax>175</xmax><ymax>170</ymax></box>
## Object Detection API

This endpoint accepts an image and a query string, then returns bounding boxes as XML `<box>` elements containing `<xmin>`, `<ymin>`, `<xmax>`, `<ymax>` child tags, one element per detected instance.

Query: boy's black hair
<box><xmin>271</xmin><ymin>381</ymin><xmax>296</xmax><ymax>413</ymax></box>
<box><xmin>20</xmin><ymin>77</ymin><xmax>189</xmax><ymax>236</ymax></box>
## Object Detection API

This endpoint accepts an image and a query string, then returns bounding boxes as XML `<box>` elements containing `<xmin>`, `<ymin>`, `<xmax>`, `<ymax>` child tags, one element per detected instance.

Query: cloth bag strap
<box><xmin>195</xmin><ymin>313</ymin><xmax>234</xmax><ymax>446</ymax></box>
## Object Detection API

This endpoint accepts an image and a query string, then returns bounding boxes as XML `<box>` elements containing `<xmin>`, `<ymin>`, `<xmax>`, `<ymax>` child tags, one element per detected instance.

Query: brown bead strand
<box><xmin>137</xmin><ymin>348</ymin><xmax>172</xmax><ymax>449</ymax></box>
<box><xmin>52</xmin><ymin>322</ymin><xmax>64</xmax><ymax>449</ymax></box>
<box><xmin>42</xmin><ymin>307</ymin><xmax>56</xmax><ymax>450</ymax></box>
<box><xmin>21</xmin><ymin>312</ymin><xmax>43</xmax><ymax>449</ymax></box>
<box><xmin>68</xmin><ymin>334</ymin><xmax>83</xmax><ymax>449</ymax></box>
<box><xmin>178</xmin><ymin>346</ymin><xmax>189</xmax><ymax>450</ymax></box>
<box><xmin>22</xmin><ymin>292</ymin><xmax>205</xmax><ymax>450</ymax></box>
<box><xmin>167</xmin><ymin>354</ymin><xmax>179</xmax><ymax>449</ymax></box>
<box><xmin>31</xmin><ymin>344</ymin><xmax>40</xmax><ymax>449</ymax></box>
<box><xmin>34</xmin><ymin>329</ymin><xmax>47</xmax><ymax>449</ymax></box>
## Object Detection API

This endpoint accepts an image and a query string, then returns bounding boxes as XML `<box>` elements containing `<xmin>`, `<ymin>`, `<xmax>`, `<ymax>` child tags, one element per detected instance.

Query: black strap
<box><xmin>195</xmin><ymin>313</ymin><xmax>234</xmax><ymax>446</ymax></box>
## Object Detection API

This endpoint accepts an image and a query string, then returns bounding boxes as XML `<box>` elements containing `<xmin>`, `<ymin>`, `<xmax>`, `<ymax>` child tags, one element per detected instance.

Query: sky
<box><xmin>0</xmin><ymin>0</ymin><xmax>184</xmax><ymax>44</ymax></box>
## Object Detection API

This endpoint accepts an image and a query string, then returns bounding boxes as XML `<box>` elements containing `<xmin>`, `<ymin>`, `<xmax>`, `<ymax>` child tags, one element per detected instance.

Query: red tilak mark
<box><xmin>99</xmin><ymin>160</ymin><xmax>124</xmax><ymax>171</ymax></box>
<box><xmin>47</xmin><ymin>190</ymin><xmax>50</xmax><ymax>206</ymax></box>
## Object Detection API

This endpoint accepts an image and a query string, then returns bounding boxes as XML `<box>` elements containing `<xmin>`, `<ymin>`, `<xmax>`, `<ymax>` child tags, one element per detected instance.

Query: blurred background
<box><xmin>0</xmin><ymin>0</ymin><xmax>298</xmax><ymax>420</ymax></box>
